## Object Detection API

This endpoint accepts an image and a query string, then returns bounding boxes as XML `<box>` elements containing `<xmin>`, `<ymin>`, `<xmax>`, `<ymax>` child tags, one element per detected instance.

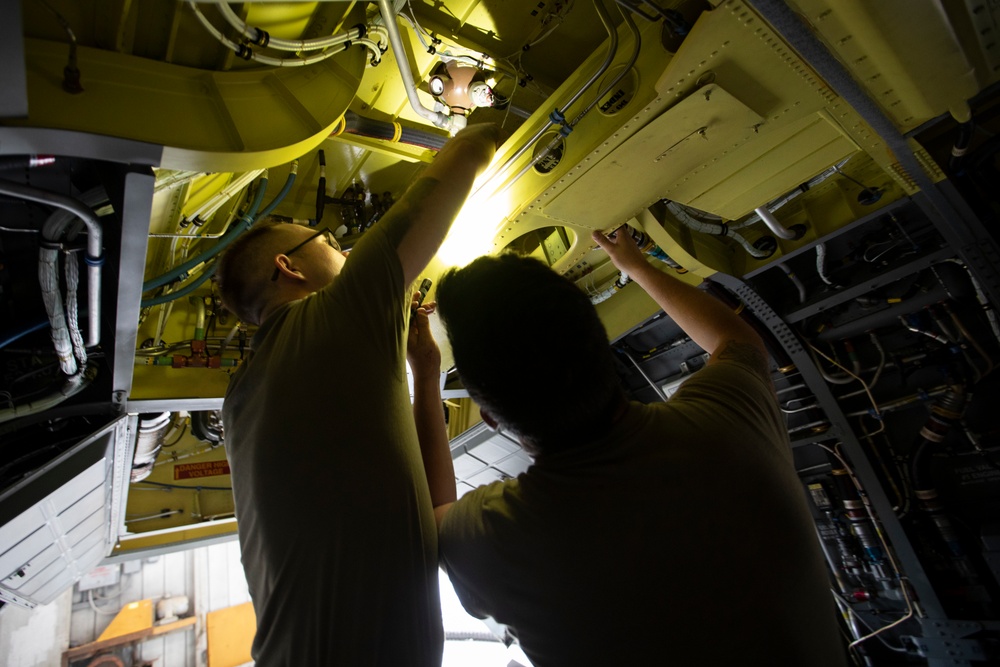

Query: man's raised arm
<box><xmin>391</xmin><ymin>123</ymin><xmax>500</xmax><ymax>285</ymax></box>
<box><xmin>592</xmin><ymin>227</ymin><xmax>766</xmax><ymax>367</ymax></box>
<box><xmin>407</xmin><ymin>301</ymin><xmax>456</xmax><ymax>526</ymax></box>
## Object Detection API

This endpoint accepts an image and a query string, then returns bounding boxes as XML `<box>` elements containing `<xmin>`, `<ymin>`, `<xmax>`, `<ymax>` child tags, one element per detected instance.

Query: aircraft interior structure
<box><xmin>2</xmin><ymin>0</ymin><xmax>1000</xmax><ymax>663</ymax></box>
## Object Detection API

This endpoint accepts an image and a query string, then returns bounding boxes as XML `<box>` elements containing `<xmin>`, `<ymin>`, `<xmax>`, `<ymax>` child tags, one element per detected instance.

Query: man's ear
<box><xmin>273</xmin><ymin>253</ymin><xmax>307</xmax><ymax>282</ymax></box>
<box><xmin>480</xmin><ymin>408</ymin><xmax>499</xmax><ymax>431</ymax></box>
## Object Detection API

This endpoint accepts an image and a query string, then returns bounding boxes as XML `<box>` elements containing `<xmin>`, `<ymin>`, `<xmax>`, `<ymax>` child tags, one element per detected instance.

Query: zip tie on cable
<box><xmin>84</xmin><ymin>254</ymin><xmax>104</xmax><ymax>267</ymax></box>
<box><xmin>917</xmin><ymin>389</ymin><xmax>929</xmax><ymax>401</ymax></box>
<box><xmin>391</xmin><ymin>122</ymin><xmax>402</xmax><ymax>143</ymax></box>
<box><xmin>867</xmin><ymin>408</ymin><xmax>882</xmax><ymax>419</ymax></box>
<box><xmin>717</xmin><ymin>222</ymin><xmax>728</xmax><ymax>236</ymax></box>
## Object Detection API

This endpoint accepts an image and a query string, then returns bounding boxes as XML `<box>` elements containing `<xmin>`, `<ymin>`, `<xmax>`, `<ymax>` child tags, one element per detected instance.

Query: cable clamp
<box><xmin>251</xmin><ymin>29</ymin><xmax>270</xmax><ymax>47</ymax></box>
<box><xmin>84</xmin><ymin>254</ymin><xmax>105</xmax><ymax>267</ymax></box>
<box><xmin>236</xmin><ymin>44</ymin><xmax>253</xmax><ymax>61</ymax></box>
<box><xmin>549</xmin><ymin>109</ymin><xmax>566</xmax><ymax>125</ymax></box>
<box><xmin>353</xmin><ymin>23</ymin><xmax>368</xmax><ymax>40</ymax></box>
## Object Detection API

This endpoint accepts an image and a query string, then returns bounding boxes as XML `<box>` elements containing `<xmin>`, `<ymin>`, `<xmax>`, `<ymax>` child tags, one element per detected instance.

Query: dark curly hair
<box><xmin>437</xmin><ymin>253</ymin><xmax>625</xmax><ymax>454</ymax></box>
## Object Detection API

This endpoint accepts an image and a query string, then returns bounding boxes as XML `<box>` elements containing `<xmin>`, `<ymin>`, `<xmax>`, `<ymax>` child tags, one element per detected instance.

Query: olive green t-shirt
<box><xmin>223</xmin><ymin>221</ymin><xmax>442</xmax><ymax>666</ymax></box>
<box><xmin>440</xmin><ymin>356</ymin><xmax>847</xmax><ymax>667</ymax></box>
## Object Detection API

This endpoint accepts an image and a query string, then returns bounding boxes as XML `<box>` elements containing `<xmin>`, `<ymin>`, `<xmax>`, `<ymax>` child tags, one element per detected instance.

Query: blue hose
<box><xmin>256</xmin><ymin>169</ymin><xmax>297</xmax><ymax>220</ymax></box>
<box><xmin>0</xmin><ymin>320</ymin><xmax>49</xmax><ymax>350</ymax></box>
<box><xmin>141</xmin><ymin>265</ymin><xmax>216</xmax><ymax>308</ymax></box>
<box><xmin>142</xmin><ymin>171</ymin><xmax>295</xmax><ymax>293</ymax></box>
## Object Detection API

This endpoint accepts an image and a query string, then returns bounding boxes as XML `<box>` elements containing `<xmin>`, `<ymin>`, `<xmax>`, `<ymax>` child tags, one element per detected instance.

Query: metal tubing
<box><xmin>0</xmin><ymin>179</ymin><xmax>103</xmax><ymax>347</ymax></box>
<box><xmin>754</xmin><ymin>206</ymin><xmax>797</xmax><ymax>240</ymax></box>
<box><xmin>486</xmin><ymin>0</ymin><xmax>619</xmax><ymax>189</ymax></box>
<box><xmin>377</xmin><ymin>0</ymin><xmax>450</xmax><ymax>129</ymax></box>
<box><xmin>625</xmin><ymin>352</ymin><xmax>669</xmax><ymax>402</ymax></box>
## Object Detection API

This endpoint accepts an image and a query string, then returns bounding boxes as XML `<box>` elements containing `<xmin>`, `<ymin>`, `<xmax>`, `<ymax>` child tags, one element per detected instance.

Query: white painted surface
<box><xmin>0</xmin><ymin>588</ymin><xmax>71</xmax><ymax>667</ymax></box>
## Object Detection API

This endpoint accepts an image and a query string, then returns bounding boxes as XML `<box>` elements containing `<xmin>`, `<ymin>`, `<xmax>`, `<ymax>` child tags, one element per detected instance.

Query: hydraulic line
<box><xmin>809</xmin><ymin>343</ymin><xmax>854</xmax><ymax>385</ymax></box>
<box><xmin>908</xmin><ymin>387</ymin><xmax>984</xmax><ymax>586</ymax></box>
<box><xmin>482</xmin><ymin>0</ymin><xmax>619</xmax><ymax>194</ymax></box>
<box><xmin>730</xmin><ymin>159</ymin><xmax>848</xmax><ymax>231</ymax></box>
<box><xmin>182</xmin><ymin>169</ymin><xmax>264</xmax><ymax>227</ymax></box>
<box><xmin>142</xmin><ymin>167</ymin><xmax>293</xmax><ymax>293</ymax></box>
<box><xmin>377</xmin><ymin>0</ymin><xmax>451</xmax><ymax>130</ymax></box>
<box><xmin>0</xmin><ymin>180</ymin><xmax>106</xmax><ymax>349</ymax></box>
<box><xmin>589</xmin><ymin>272</ymin><xmax>631</xmax><ymax>305</ymax></box>
<box><xmin>216</xmin><ymin>3</ymin><xmax>384</xmax><ymax>53</ymax></box>
<box><xmin>141</xmin><ymin>265</ymin><xmax>216</xmax><ymax>309</ymax></box>
<box><xmin>838</xmin><ymin>333</ymin><xmax>887</xmax><ymax>400</ymax></box>
<box><xmin>825</xmin><ymin>448</ymin><xmax>884</xmax><ymax>563</ymax></box>
<box><xmin>623</xmin><ymin>351</ymin><xmax>669</xmax><ymax>402</ymax></box>
<box><xmin>666</xmin><ymin>201</ymin><xmax>771</xmax><ymax>259</ymax></box>
<box><xmin>818</xmin><ymin>443</ymin><xmax>916</xmax><ymax>649</ymax></box>
<box><xmin>187</xmin><ymin>2</ymin><xmax>383</xmax><ymax>67</ymax></box>
<box><xmin>779</xmin><ymin>264</ymin><xmax>806</xmax><ymax>303</ymax></box>
<box><xmin>754</xmin><ymin>205</ymin><xmax>800</xmax><ymax>240</ymax></box>
<box><xmin>898</xmin><ymin>314</ymin><xmax>950</xmax><ymax>346</ymax></box>
<box><xmin>844</xmin><ymin>385</ymin><xmax>951</xmax><ymax>418</ymax></box>
<box><xmin>499</xmin><ymin>0</ymin><xmax>636</xmax><ymax>192</ymax></box>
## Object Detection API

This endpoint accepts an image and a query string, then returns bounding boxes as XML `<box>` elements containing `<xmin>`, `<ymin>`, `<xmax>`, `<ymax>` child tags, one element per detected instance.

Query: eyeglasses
<box><xmin>270</xmin><ymin>226</ymin><xmax>339</xmax><ymax>281</ymax></box>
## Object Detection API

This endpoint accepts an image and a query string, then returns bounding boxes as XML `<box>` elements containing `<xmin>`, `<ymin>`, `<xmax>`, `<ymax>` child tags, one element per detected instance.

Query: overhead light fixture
<box><xmin>428</xmin><ymin>60</ymin><xmax>495</xmax><ymax>119</ymax></box>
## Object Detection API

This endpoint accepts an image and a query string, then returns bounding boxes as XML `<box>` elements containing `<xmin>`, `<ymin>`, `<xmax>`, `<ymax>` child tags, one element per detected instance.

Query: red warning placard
<box><xmin>174</xmin><ymin>460</ymin><xmax>231</xmax><ymax>480</ymax></box>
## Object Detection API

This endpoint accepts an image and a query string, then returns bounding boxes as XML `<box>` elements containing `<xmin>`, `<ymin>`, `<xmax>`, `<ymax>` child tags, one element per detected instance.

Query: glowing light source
<box><xmin>437</xmin><ymin>188</ymin><xmax>513</xmax><ymax>267</ymax></box>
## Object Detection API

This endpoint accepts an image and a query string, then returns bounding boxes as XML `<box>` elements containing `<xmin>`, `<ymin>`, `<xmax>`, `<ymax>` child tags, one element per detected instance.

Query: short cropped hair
<box><xmin>216</xmin><ymin>220</ymin><xmax>287</xmax><ymax>325</ymax></box>
<box><xmin>437</xmin><ymin>253</ymin><xmax>625</xmax><ymax>454</ymax></box>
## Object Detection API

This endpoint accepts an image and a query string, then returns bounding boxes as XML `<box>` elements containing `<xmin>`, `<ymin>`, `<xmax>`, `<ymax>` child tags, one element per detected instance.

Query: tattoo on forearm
<box><xmin>381</xmin><ymin>177</ymin><xmax>439</xmax><ymax>248</ymax></box>
<box><xmin>717</xmin><ymin>340</ymin><xmax>769</xmax><ymax>377</ymax></box>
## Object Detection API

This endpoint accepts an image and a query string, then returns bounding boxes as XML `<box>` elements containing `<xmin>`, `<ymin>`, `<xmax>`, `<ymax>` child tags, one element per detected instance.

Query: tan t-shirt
<box><xmin>441</xmin><ymin>356</ymin><xmax>847</xmax><ymax>667</ymax></box>
<box><xmin>223</xmin><ymin>222</ymin><xmax>442</xmax><ymax>666</ymax></box>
